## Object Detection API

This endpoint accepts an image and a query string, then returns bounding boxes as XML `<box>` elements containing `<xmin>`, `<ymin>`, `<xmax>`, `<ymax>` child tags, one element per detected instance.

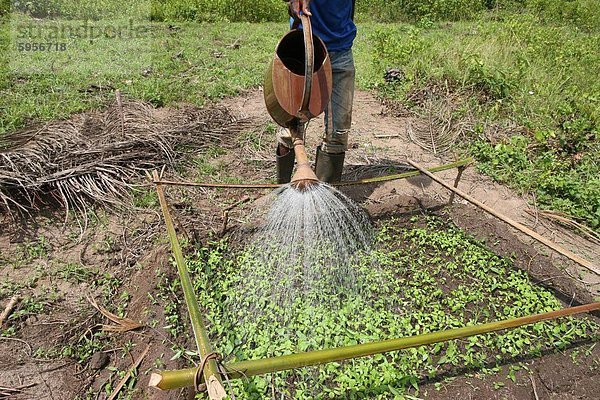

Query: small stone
<box><xmin>89</xmin><ymin>351</ymin><xmax>109</xmax><ymax>370</ymax></box>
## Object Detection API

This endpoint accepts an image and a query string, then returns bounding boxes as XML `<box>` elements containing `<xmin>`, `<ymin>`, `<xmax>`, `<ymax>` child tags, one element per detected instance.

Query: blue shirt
<box><xmin>294</xmin><ymin>0</ymin><xmax>356</xmax><ymax>52</ymax></box>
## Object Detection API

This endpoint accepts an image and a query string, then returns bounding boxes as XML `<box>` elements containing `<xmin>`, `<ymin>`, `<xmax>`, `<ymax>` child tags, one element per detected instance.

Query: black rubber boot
<box><xmin>315</xmin><ymin>146</ymin><xmax>345</xmax><ymax>183</ymax></box>
<box><xmin>276</xmin><ymin>145</ymin><xmax>295</xmax><ymax>184</ymax></box>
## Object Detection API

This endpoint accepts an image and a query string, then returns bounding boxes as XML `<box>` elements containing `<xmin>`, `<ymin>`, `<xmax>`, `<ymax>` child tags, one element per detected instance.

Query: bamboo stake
<box><xmin>448</xmin><ymin>165</ymin><xmax>468</xmax><ymax>205</ymax></box>
<box><xmin>407</xmin><ymin>159</ymin><xmax>598</xmax><ymax>275</ymax></box>
<box><xmin>152</xmin><ymin>181</ymin><xmax>280</xmax><ymax>189</ymax></box>
<box><xmin>153</xmin><ymin>171</ymin><xmax>227</xmax><ymax>400</ymax></box>
<box><xmin>149</xmin><ymin>302</ymin><xmax>600</xmax><ymax>390</ymax></box>
<box><xmin>152</xmin><ymin>158</ymin><xmax>474</xmax><ymax>189</ymax></box>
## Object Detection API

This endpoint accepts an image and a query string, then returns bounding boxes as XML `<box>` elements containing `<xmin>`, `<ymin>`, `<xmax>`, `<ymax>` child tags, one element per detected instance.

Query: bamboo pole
<box><xmin>152</xmin><ymin>158</ymin><xmax>474</xmax><ymax>189</ymax></box>
<box><xmin>151</xmin><ymin>181</ymin><xmax>280</xmax><ymax>189</ymax></box>
<box><xmin>406</xmin><ymin>159</ymin><xmax>598</xmax><ymax>275</ymax></box>
<box><xmin>153</xmin><ymin>171</ymin><xmax>227</xmax><ymax>400</ymax></box>
<box><xmin>149</xmin><ymin>302</ymin><xmax>600</xmax><ymax>390</ymax></box>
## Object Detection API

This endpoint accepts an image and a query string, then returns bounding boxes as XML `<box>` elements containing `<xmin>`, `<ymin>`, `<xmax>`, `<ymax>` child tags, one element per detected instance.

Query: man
<box><xmin>277</xmin><ymin>0</ymin><xmax>357</xmax><ymax>183</ymax></box>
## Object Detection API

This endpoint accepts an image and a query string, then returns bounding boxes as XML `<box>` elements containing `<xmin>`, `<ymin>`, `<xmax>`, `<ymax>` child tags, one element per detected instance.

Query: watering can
<box><xmin>264</xmin><ymin>14</ymin><xmax>333</xmax><ymax>189</ymax></box>
<box><xmin>264</xmin><ymin>14</ymin><xmax>333</xmax><ymax>127</ymax></box>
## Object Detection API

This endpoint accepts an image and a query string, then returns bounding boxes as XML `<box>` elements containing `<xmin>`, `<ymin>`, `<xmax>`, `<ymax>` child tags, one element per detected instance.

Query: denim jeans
<box><xmin>276</xmin><ymin>49</ymin><xmax>355</xmax><ymax>153</ymax></box>
<box><xmin>322</xmin><ymin>48</ymin><xmax>355</xmax><ymax>154</ymax></box>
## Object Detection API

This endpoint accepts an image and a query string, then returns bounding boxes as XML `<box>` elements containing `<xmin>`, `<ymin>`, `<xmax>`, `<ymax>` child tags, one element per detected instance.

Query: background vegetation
<box><xmin>2</xmin><ymin>0</ymin><xmax>599</xmax><ymax>26</ymax></box>
<box><xmin>367</xmin><ymin>15</ymin><xmax>599</xmax><ymax>229</ymax></box>
<box><xmin>0</xmin><ymin>0</ymin><xmax>598</xmax><ymax>229</ymax></box>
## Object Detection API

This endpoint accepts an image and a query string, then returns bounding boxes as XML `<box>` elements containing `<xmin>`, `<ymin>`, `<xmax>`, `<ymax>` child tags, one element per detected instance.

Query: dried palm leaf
<box><xmin>0</xmin><ymin>96</ymin><xmax>256</xmax><ymax>219</ymax></box>
<box><xmin>86</xmin><ymin>295</ymin><xmax>143</xmax><ymax>333</ymax></box>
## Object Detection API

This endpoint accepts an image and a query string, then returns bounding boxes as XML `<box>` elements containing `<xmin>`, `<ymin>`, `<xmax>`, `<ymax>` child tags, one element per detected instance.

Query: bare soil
<box><xmin>0</xmin><ymin>89</ymin><xmax>598</xmax><ymax>399</ymax></box>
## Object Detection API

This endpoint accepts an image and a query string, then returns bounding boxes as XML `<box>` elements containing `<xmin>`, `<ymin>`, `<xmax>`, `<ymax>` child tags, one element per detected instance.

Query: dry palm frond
<box><xmin>0</xmin><ymin>95</ymin><xmax>255</xmax><ymax>218</ymax></box>
<box><xmin>407</xmin><ymin>94</ymin><xmax>466</xmax><ymax>155</ymax></box>
<box><xmin>86</xmin><ymin>295</ymin><xmax>143</xmax><ymax>333</ymax></box>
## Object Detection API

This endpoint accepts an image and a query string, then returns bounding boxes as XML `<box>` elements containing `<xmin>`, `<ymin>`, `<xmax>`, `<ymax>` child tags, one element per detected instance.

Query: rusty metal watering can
<box><xmin>264</xmin><ymin>14</ymin><xmax>333</xmax><ymax>128</ymax></box>
<box><xmin>264</xmin><ymin>14</ymin><xmax>332</xmax><ymax>190</ymax></box>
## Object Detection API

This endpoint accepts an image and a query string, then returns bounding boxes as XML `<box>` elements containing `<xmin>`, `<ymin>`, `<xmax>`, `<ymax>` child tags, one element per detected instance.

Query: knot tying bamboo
<box><xmin>194</xmin><ymin>352</ymin><xmax>222</xmax><ymax>392</ymax></box>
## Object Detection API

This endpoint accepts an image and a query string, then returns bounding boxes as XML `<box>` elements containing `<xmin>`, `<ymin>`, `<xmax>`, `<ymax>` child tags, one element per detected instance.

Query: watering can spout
<box><xmin>290</xmin><ymin>133</ymin><xmax>318</xmax><ymax>191</ymax></box>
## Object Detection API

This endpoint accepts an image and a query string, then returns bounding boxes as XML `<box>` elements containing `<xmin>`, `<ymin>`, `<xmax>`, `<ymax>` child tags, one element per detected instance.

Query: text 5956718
<box><xmin>17</xmin><ymin>42</ymin><xmax>68</xmax><ymax>52</ymax></box>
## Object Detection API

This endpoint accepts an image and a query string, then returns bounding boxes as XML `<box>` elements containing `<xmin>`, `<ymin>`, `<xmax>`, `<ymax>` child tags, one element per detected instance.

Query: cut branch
<box><xmin>107</xmin><ymin>344</ymin><xmax>149</xmax><ymax>400</ymax></box>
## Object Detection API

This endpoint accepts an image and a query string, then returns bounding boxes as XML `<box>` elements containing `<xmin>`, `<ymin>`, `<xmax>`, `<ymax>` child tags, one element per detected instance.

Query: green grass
<box><xmin>366</xmin><ymin>14</ymin><xmax>599</xmax><ymax>230</ymax></box>
<box><xmin>172</xmin><ymin>215</ymin><xmax>597</xmax><ymax>398</ymax></box>
<box><xmin>0</xmin><ymin>14</ymin><xmax>284</xmax><ymax>134</ymax></box>
<box><xmin>4</xmin><ymin>0</ymin><xmax>597</xmax><ymax>28</ymax></box>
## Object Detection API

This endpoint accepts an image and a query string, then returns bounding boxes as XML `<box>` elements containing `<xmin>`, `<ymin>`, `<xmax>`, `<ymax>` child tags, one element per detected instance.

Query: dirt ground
<box><xmin>1</xmin><ymin>89</ymin><xmax>598</xmax><ymax>399</ymax></box>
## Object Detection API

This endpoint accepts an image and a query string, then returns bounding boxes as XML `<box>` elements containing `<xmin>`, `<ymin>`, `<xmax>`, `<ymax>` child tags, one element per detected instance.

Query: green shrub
<box><xmin>471</xmin><ymin>133</ymin><xmax>599</xmax><ymax>229</ymax></box>
<box><xmin>8</xmin><ymin>0</ymin><xmax>147</xmax><ymax>20</ymax></box>
<box><xmin>150</xmin><ymin>0</ymin><xmax>220</xmax><ymax>22</ymax></box>
<box><xmin>358</xmin><ymin>0</ymin><xmax>487</xmax><ymax>22</ymax></box>
<box><xmin>461</xmin><ymin>54</ymin><xmax>515</xmax><ymax>99</ymax></box>
<box><xmin>357</xmin><ymin>0</ymin><xmax>600</xmax><ymax>27</ymax></box>
<box><xmin>4</xmin><ymin>0</ymin><xmax>600</xmax><ymax>26</ymax></box>
<box><xmin>529</xmin><ymin>0</ymin><xmax>600</xmax><ymax>31</ymax></box>
<box><xmin>372</xmin><ymin>26</ymin><xmax>427</xmax><ymax>66</ymax></box>
<box><xmin>0</xmin><ymin>0</ymin><xmax>9</xmax><ymax>16</ymax></box>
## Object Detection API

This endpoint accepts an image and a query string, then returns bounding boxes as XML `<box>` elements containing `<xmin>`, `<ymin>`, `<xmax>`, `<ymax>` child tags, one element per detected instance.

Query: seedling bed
<box><xmin>152</xmin><ymin>178</ymin><xmax>599</xmax><ymax>399</ymax></box>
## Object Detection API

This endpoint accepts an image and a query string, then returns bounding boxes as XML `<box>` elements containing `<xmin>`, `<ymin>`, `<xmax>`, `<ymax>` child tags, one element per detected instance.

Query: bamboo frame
<box><xmin>153</xmin><ymin>171</ymin><xmax>227</xmax><ymax>400</ymax></box>
<box><xmin>406</xmin><ymin>159</ymin><xmax>598</xmax><ymax>275</ymax></box>
<box><xmin>148</xmin><ymin>158</ymin><xmax>599</xmax><ymax>397</ymax></box>
<box><xmin>149</xmin><ymin>302</ymin><xmax>600</xmax><ymax>390</ymax></box>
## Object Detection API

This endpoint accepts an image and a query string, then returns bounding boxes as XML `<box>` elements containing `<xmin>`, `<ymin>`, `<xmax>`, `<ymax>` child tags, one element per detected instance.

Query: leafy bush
<box><xmin>358</xmin><ymin>0</ymin><xmax>486</xmax><ymax>22</ymax></box>
<box><xmin>471</xmin><ymin>133</ymin><xmax>599</xmax><ymax>229</ymax></box>
<box><xmin>6</xmin><ymin>0</ymin><xmax>599</xmax><ymax>26</ymax></box>
<box><xmin>356</xmin><ymin>0</ymin><xmax>600</xmax><ymax>29</ymax></box>
<box><xmin>8</xmin><ymin>0</ymin><xmax>146</xmax><ymax>20</ymax></box>
<box><xmin>528</xmin><ymin>0</ymin><xmax>600</xmax><ymax>31</ymax></box>
<box><xmin>461</xmin><ymin>54</ymin><xmax>515</xmax><ymax>100</ymax></box>
<box><xmin>372</xmin><ymin>26</ymin><xmax>427</xmax><ymax>66</ymax></box>
<box><xmin>0</xmin><ymin>0</ymin><xmax>9</xmax><ymax>16</ymax></box>
<box><xmin>156</xmin><ymin>0</ymin><xmax>285</xmax><ymax>23</ymax></box>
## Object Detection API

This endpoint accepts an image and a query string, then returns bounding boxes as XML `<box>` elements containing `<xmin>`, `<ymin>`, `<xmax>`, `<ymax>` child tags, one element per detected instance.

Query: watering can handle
<box><xmin>299</xmin><ymin>13</ymin><xmax>313</xmax><ymax>120</ymax></box>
